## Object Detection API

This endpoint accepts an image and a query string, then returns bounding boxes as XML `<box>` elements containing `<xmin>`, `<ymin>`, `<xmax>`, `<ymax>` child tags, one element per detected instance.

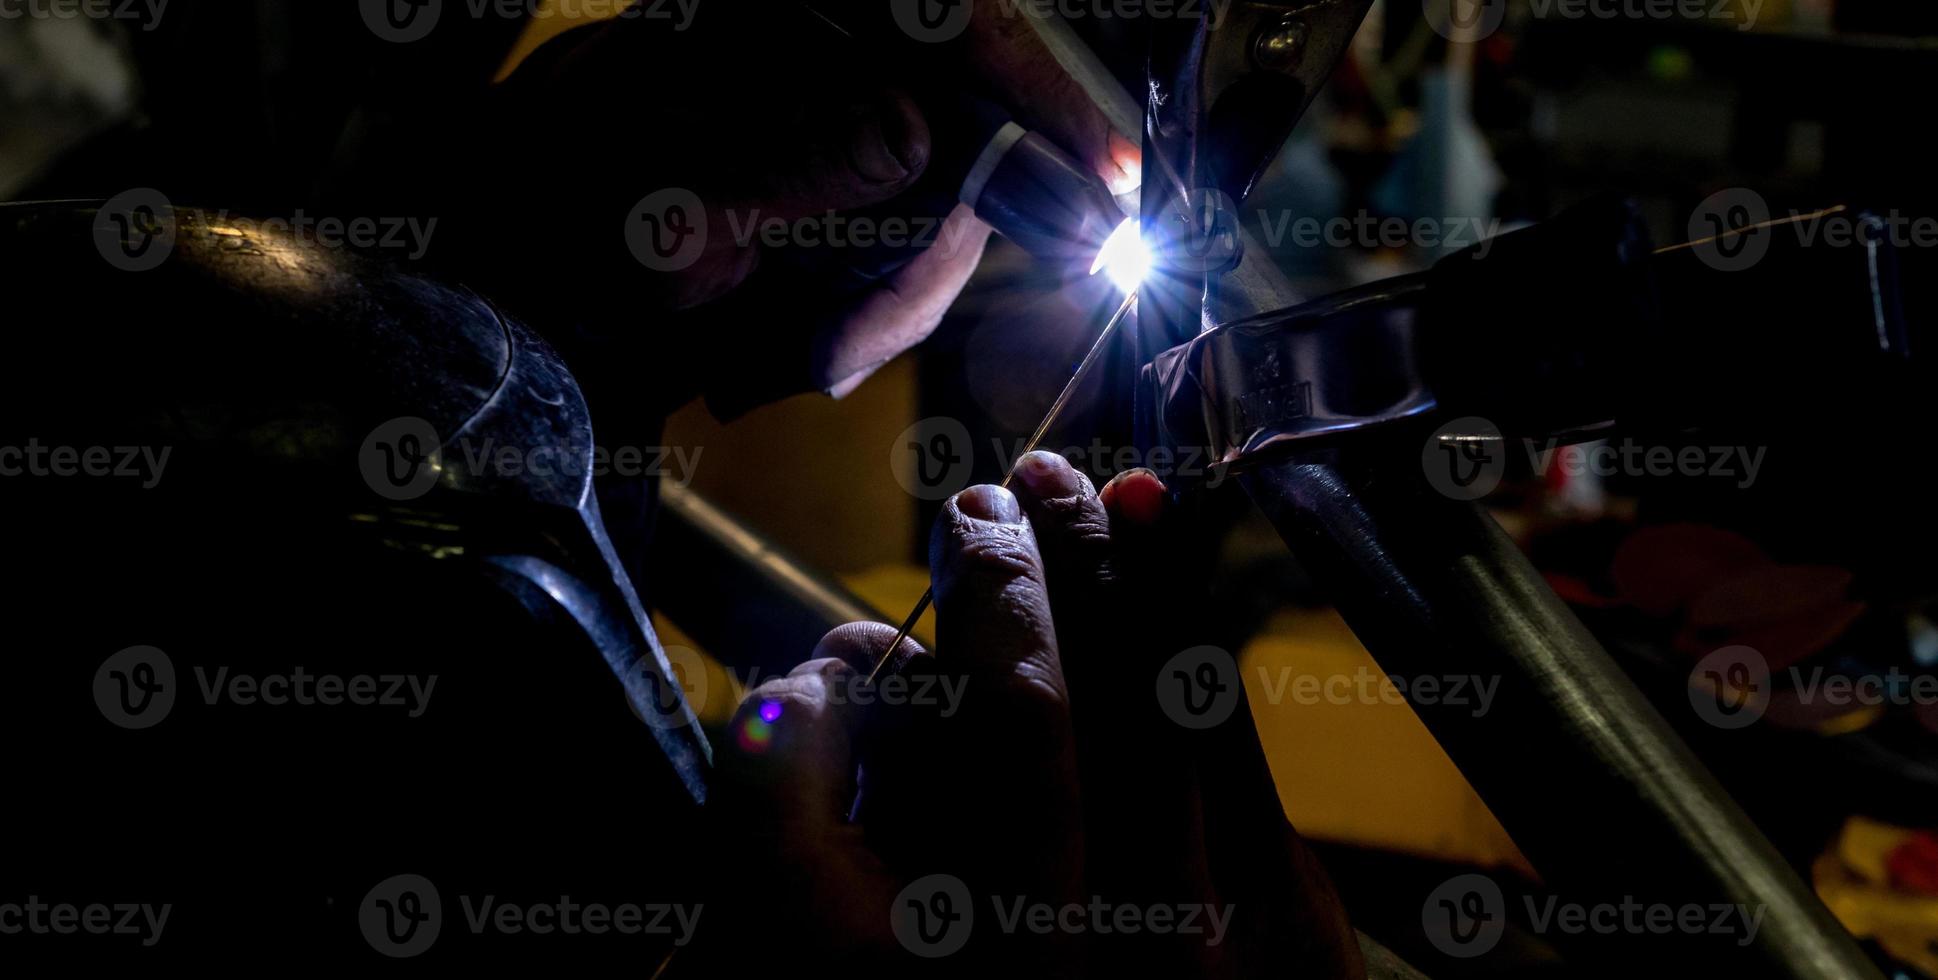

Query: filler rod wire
<box><xmin>867</xmin><ymin>288</ymin><xmax>1139</xmax><ymax>684</ymax></box>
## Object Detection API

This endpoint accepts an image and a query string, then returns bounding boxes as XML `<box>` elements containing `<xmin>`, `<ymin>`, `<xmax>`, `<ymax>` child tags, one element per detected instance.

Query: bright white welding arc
<box><xmin>1090</xmin><ymin>217</ymin><xmax>1151</xmax><ymax>294</ymax></box>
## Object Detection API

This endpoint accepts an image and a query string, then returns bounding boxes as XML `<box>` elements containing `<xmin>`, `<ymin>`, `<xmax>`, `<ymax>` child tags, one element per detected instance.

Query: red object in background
<box><xmin>1611</xmin><ymin>523</ymin><xmax>1769</xmax><ymax>616</ymax></box>
<box><xmin>1686</xmin><ymin>565</ymin><xmax>1855</xmax><ymax>631</ymax></box>
<box><xmin>1886</xmin><ymin>832</ymin><xmax>1938</xmax><ymax>896</ymax></box>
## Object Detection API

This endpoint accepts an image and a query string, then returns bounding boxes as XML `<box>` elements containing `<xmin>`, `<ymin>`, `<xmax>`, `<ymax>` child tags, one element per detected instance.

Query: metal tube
<box><xmin>651</xmin><ymin>484</ymin><xmax>888</xmax><ymax>678</ymax></box>
<box><xmin>1241</xmin><ymin>455</ymin><xmax>1881</xmax><ymax>977</ymax></box>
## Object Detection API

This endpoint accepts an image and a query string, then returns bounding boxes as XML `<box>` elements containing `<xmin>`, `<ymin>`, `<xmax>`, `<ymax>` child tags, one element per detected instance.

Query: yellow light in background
<box><xmin>1090</xmin><ymin>216</ymin><xmax>1151</xmax><ymax>295</ymax></box>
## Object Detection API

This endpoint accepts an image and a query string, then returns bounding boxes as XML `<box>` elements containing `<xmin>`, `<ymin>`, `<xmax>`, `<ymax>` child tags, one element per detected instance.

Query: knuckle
<box><xmin>947</xmin><ymin>528</ymin><xmax>1040</xmax><ymax>584</ymax></box>
<box><xmin>738</xmin><ymin>675</ymin><xmax>826</xmax><ymax>720</ymax></box>
<box><xmin>788</xmin><ymin>655</ymin><xmax>856</xmax><ymax>684</ymax></box>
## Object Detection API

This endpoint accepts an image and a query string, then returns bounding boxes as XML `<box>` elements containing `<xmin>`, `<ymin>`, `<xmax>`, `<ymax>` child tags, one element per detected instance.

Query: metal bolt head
<box><xmin>1255</xmin><ymin>19</ymin><xmax>1308</xmax><ymax>70</ymax></box>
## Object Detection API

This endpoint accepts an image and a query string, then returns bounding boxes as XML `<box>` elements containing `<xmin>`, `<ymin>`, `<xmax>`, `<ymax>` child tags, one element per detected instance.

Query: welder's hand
<box><xmin>707</xmin><ymin>454</ymin><xmax>1361</xmax><ymax>977</ymax></box>
<box><xmin>705</xmin><ymin>480</ymin><xmax>1087</xmax><ymax>974</ymax></box>
<box><xmin>1001</xmin><ymin>453</ymin><xmax>1364</xmax><ymax>979</ymax></box>
<box><xmin>476</xmin><ymin>5</ymin><xmax>1138</xmax><ymax>414</ymax></box>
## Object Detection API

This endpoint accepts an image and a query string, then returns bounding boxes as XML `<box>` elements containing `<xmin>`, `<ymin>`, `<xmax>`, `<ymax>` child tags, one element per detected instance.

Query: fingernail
<box><xmin>1102</xmin><ymin>468</ymin><xmax>1167</xmax><ymax>525</ymax></box>
<box><xmin>956</xmin><ymin>484</ymin><xmax>1022</xmax><ymax>524</ymax></box>
<box><xmin>1014</xmin><ymin>451</ymin><xmax>1084</xmax><ymax>498</ymax></box>
<box><xmin>849</xmin><ymin>98</ymin><xmax>924</xmax><ymax>184</ymax></box>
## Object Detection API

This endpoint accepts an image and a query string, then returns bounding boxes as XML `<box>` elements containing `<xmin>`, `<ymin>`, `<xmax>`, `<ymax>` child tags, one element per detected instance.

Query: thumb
<box><xmin>710</xmin><ymin>657</ymin><xmax>904</xmax><ymax>960</ymax></box>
